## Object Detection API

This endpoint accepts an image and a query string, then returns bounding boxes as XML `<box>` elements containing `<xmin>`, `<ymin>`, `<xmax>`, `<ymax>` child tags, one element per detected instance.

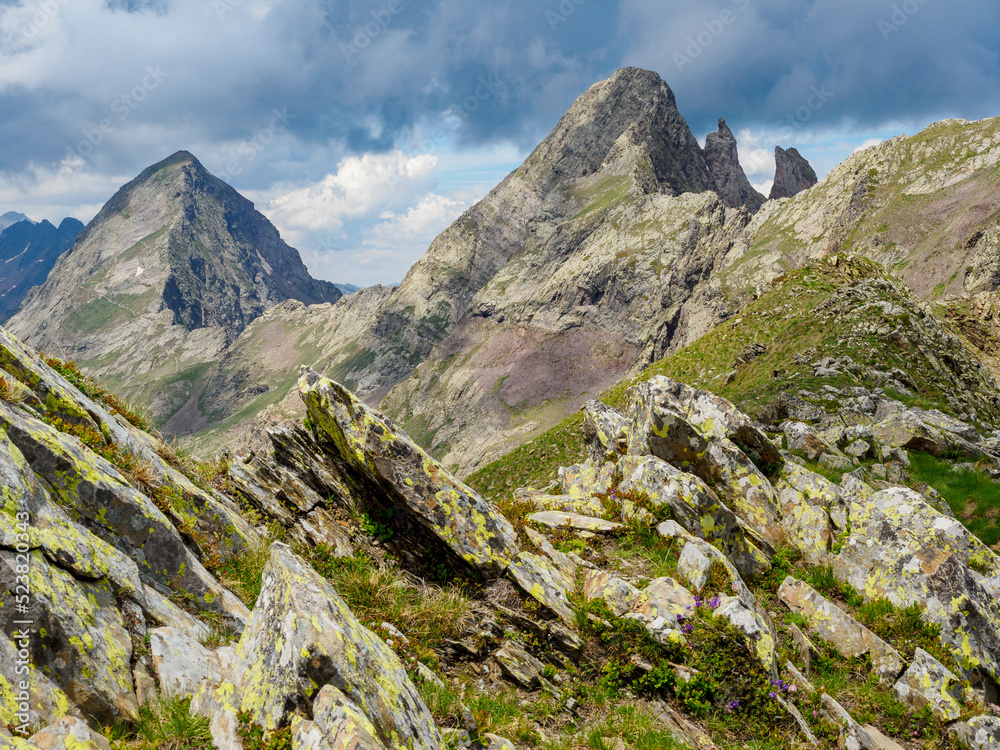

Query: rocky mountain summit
<box><xmin>0</xmin><ymin>217</ymin><xmax>83</xmax><ymax>322</ymax></box>
<box><xmin>769</xmin><ymin>146</ymin><xmax>819</xmax><ymax>200</ymax></box>
<box><xmin>6</xmin><ymin>151</ymin><xmax>341</xmax><ymax>427</ymax></box>
<box><xmin>704</xmin><ymin>119</ymin><xmax>766</xmax><ymax>211</ymax></box>
<box><xmin>0</xmin><ymin>212</ymin><xmax>31</xmax><ymax>232</ymax></box>
<box><xmin>2</xmin><ymin>319</ymin><xmax>1000</xmax><ymax>750</ymax></box>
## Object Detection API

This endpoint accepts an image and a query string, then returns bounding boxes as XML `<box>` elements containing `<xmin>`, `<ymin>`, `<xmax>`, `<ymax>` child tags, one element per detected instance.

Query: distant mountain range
<box><xmin>13</xmin><ymin>67</ymin><xmax>1000</xmax><ymax>482</ymax></box>
<box><xmin>0</xmin><ymin>215</ymin><xmax>83</xmax><ymax>321</ymax></box>
<box><xmin>0</xmin><ymin>211</ymin><xmax>31</xmax><ymax>231</ymax></box>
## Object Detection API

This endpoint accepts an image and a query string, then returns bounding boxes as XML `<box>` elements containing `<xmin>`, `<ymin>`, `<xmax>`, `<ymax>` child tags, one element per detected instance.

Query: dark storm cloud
<box><xmin>0</xmin><ymin>0</ymin><xmax>622</xmax><ymax>183</ymax></box>
<box><xmin>618</xmin><ymin>0</ymin><xmax>1000</xmax><ymax>137</ymax></box>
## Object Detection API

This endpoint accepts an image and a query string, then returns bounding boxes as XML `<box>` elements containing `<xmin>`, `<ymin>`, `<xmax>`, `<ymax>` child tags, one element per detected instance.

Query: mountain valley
<box><xmin>4</xmin><ymin>65</ymin><xmax>1000</xmax><ymax>750</ymax></box>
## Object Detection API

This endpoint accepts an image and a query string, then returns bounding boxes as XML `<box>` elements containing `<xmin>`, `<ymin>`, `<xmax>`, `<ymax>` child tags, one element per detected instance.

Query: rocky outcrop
<box><xmin>769</xmin><ymin>146</ymin><xmax>818</xmax><ymax>200</ymax></box>
<box><xmin>0</xmin><ymin>324</ymin><xmax>253</xmax><ymax>729</ymax></box>
<box><xmin>229</xmin><ymin>544</ymin><xmax>443</xmax><ymax>748</ymax></box>
<box><xmin>835</xmin><ymin>486</ymin><xmax>1000</xmax><ymax>693</ymax></box>
<box><xmin>778</xmin><ymin>577</ymin><xmax>904</xmax><ymax>685</ymax></box>
<box><xmin>704</xmin><ymin>119</ymin><xmax>765</xmax><ymax>211</ymax></box>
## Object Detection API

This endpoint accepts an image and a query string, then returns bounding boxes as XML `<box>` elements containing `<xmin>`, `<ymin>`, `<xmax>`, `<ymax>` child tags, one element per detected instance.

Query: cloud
<box><xmin>265</xmin><ymin>150</ymin><xmax>438</xmax><ymax>236</ymax></box>
<box><xmin>2</xmin><ymin>0</ymin><xmax>999</xmax><ymax>285</ymax></box>
<box><xmin>619</xmin><ymin>0</ymin><xmax>1000</xmax><ymax>137</ymax></box>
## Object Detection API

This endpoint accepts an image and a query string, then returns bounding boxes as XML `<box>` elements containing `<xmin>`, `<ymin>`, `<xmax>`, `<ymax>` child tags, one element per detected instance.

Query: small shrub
<box><xmin>237</xmin><ymin>712</ymin><xmax>292</xmax><ymax>750</ymax></box>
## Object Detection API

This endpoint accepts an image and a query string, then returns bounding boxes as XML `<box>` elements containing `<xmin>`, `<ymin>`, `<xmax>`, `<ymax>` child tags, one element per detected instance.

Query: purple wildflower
<box><xmin>724</xmin><ymin>700</ymin><xmax>739</xmax><ymax>714</ymax></box>
<box><xmin>708</xmin><ymin>595</ymin><xmax>721</xmax><ymax>610</ymax></box>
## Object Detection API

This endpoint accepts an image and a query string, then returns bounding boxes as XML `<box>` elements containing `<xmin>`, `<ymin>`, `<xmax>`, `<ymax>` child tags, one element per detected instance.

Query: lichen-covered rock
<box><xmin>528</xmin><ymin>511</ymin><xmax>621</xmax><ymax>534</ymax></box>
<box><xmin>226</xmin><ymin>436</ymin><xmax>356</xmax><ymax>557</ymax></box>
<box><xmin>0</xmin><ymin>401</ymin><xmax>249</xmax><ymax>628</ymax></box>
<box><xmin>624</xmin><ymin>381</ymin><xmax>782</xmax><ymax>542</ymax></box>
<box><xmin>819</xmin><ymin>693</ymin><xmax>876</xmax><ymax>750</ymax></box>
<box><xmin>715</xmin><ymin>596</ymin><xmax>779</xmax><ymax>678</ymax></box>
<box><xmin>0</xmin><ymin>635</ymin><xmax>78</xmax><ymax>732</ymax></box>
<box><xmin>27</xmin><ymin>717</ymin><xmax>111</xmax><ymax>750</ymax></box>
<box><xmin>778</xmin><ymin>462</ymin><xmax>849</xmax><ymax>529</ymax></box>
<box><xmin>951</xmin><ymin>716</ymin><xmax>1000</xmax><ymax>750</ymax></box>
<box><xmin>529</xmin><ymin>494</ymin><xmax>607</xmax><ymax>517</ymax></box>
<box><xmin>637</xmin><ymin>577</ymin><xmax>697</xmax><ymax>621</ymax></box>
<box><xmin>300</xmin><ymin>369</ymin><xmax>518</xmax><ymax>575</ymax></box>
<box><xmin>582</xmin><ymin>401</ymin><xmax>628</xmax><ymax>464</ymax></box>
<box><xmin>784</xmin><ymin>422</ymin><xmax>839</xmax><ymax>461</ymax></box>
<box><xmin>778</xmin><ymin>577</ymin><xmax>903</xmax><ymax>685</ymax></box>
<box><xmin>582</xmin><ymin>569</ymin><xmax>645</xmax><ymax>617</ymax></box>
<box><xmin>834</xmin><ymin>486</ymin><xmax>1000</xmax><ymax>689</ymax></box>
<box><xmin>140</xmin><ymin>584</ymin><xmax>211</xmax><ymax>643</ymax></box>
<box><xmin>0</xmin><ymin>329</ymin><xmax>257</xmax><ymax>563</ymax></box>
<box><xmin>312</xmin><ymin>684</ymin><xmax>388</xmax><ymax>750</ymax></box>
<box><xmin>780</xmin><ymin>501</ymin><xmax>831</xmax><ymax>565</ymax></box>
<box><xmin>872</xmin><ymin>409</ymin><xmax>983</xmax><ymax>459</ymax></box>
<box><xmin>231</xmin><ymin>543</ymin><xmax>442</xmax><ymax>749</ymax></box>
<box><xmin>559</xmin><ymin>461</ymin><xmax>616</xmax><ymax>498</ymax></box>
<box><xmin>0</xmin><ymin>550</ymin><xmax>138</xmax><ymax>725</ymax></box>
<box><xmin>189</xmin><ymin>679</ymin><xmax>242</xmax><ymax>750</ymax></box>
<box><xmin>150</xmin><ymin>627</ymin><xmax>223</xmax><ymax>699</ymax></box>
<box><xmin>892</xmin><ymin>648</ymin><xmax>964</xmax><ymax>721</ymax></box>
<box><xmin>677</xmin><ymin>542</ymin><xmax>712</xmax><ymax>592</ymax></box>
<box><xmin>290</xmin><ymin>717</ymin><xmax>332</xmax><ymax>750</ymax></box>
<box><xmin>507</xmin><ymin>552</ymin><xmax>575</xmax><ymax>625</ymax></box>
<box><xmin>620</xmin><ymin>456</ymin><xmax>763</xmax><ymax>576</ymax></box>
<box><xmin>494</xmin><ymin>641</ymin><xmax>546</xmax><ymax>690</ymax></box>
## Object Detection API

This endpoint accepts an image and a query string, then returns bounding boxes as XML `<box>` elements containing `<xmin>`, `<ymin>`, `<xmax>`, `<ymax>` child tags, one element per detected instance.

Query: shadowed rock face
<box><xmin>704</xmin><ymin>119</ymin><xmax>765</xmax><ymax>211</ymax></box>
<box><xmin>0</xmin><ymin>217</ymin><xmax>83</xmax><ymax>322</ymax></box>
<box><xmin>769</xmin><ymin>146</ymin><xmax>818</xmax><ymax>199</ymax></box>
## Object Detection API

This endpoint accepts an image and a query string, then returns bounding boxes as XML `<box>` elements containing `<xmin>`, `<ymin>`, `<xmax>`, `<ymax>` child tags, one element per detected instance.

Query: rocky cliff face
<box><xmin>704</xmin><ymin>119</ymin><xmax>766</xmax><ymax>211</ymax></box>
<box><xmin>7</xmin><ymin>151</ymin><xmax>341</xmax><ymax>426</ymax></box>
<box><xmin>769</xmin><ymin>146</ymin><xmax>818</xmax><ymax>200</ymax></box>
<box><xmin>0</xmin><ymin>217</ymin><xmax>83</xmax><ymax>321</ymax></box>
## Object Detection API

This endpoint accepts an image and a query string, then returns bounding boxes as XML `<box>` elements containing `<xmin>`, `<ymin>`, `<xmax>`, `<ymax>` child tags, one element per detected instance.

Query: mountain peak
<box><xmin>524</xmin><ymin>66</ymin><xmax>711</xmax><ymax>196</ymax></box>
<box><xmin>8</xmin><ymin>152</ymin><xmax>342</xmax><ymax>425</ymax></box>
<box><xmin>704</xmin><ymin>119</ymin><xmax>765</xmax><ymax>211</ymax></box>
<box><xmin>769</xmin><ymin>146</ymin><xmax>818</xmax><ymax>199</ymax></box>
<box><xmin>0</xmin><ymin>211</ymin><xmax>31</xmax><ymax>232</ymax></box>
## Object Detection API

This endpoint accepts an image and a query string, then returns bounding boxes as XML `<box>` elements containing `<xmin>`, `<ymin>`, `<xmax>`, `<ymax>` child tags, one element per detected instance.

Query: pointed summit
<box><xmin>769</xmin><ymin>146</ymin><xmax>818</xmax><ymax>200</ymax></box>
<box><xmin>704</xmin><ymin>119</ymin><xmax>765</xmax><ymax>211</ymax></box>
<box><xmin>527</xmin><ymin>67</ymin><xmax>714</xmax><ymax>195</ymax></box>
<box><xmin>8</xmin><ymin>151</ymin><xmax>341</xmax><ymax>425</ymax></box>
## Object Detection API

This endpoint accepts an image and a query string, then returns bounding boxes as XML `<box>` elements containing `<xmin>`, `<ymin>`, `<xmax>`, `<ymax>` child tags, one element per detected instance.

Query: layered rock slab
<box><xmin>230</xmin><ymin>543</ymin><xmax>443</xmax><ymax>749</ymax></box>
<box><xmin>300</xmin><ymin>369</ymin><xmax>518</xmax><ymax>576</ymax></box>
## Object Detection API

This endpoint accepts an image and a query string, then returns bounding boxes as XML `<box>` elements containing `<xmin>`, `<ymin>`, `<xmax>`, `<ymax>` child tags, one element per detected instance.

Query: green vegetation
<box><xmin>468</xmin><ymin>414</ymin><xmax>585</xmax><ymax>502</ymax></box>
<box><xmin>236</xmin><ymin>712</ymin><xmax>292</xmax><ymax>750</ymax></box>
<box><xmin>43</xmin><ymin>354</ymin><xmax>153</xmax><ymax>431</ymax></box>
<box><xmin>907</xmin><ymin>451</ymin><xmax>1000</xmax><ymax>546</ymax></box>
<box><xmin>103</xmin><ymin>697</ymin><xmax>212</xmax><ymax>750</ymax></box>
<box><xmin>217</xmin><ymin>538</ymin><xmax>473</xmax><ymax>668</ymax></box>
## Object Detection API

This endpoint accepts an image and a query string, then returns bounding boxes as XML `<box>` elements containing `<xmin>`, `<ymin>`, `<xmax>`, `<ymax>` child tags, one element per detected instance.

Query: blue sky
<box><xmin>0</xmin><ymin>0</ymin><xmax>998</xmax><ymax>286</ymax></box>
